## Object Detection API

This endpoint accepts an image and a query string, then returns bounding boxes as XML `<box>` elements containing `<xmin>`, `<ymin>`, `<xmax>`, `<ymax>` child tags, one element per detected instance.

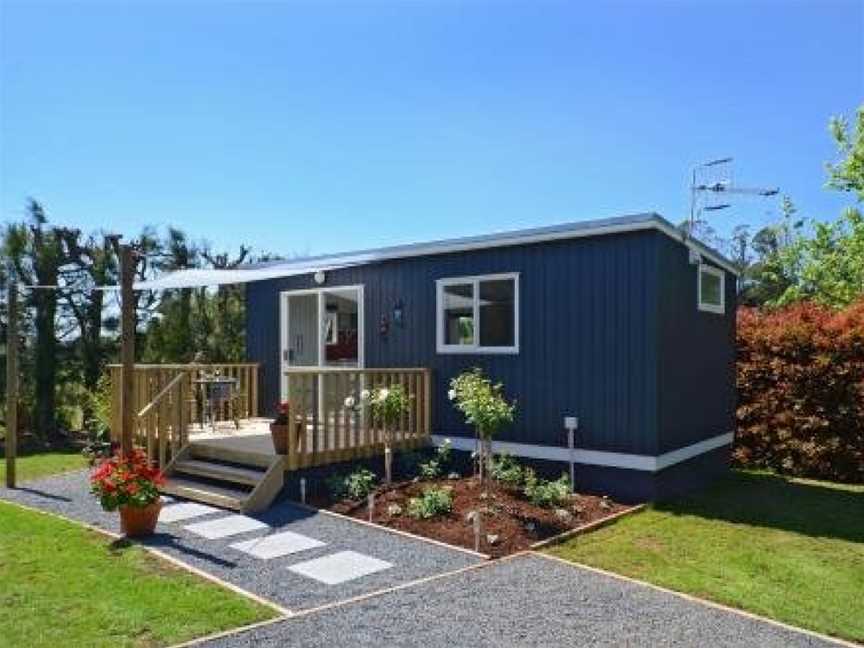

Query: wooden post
<box><xmin>119</xmin><ymin>244</ymin><xmax>136</xmax><ymax>457</ymax></box>
<box><xmin>5</xmin><ymin>270</ymin><xmax>18</xmax><ymax>488</ymax></box>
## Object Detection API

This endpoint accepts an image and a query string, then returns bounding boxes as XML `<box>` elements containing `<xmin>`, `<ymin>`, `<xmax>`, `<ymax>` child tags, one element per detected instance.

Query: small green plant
<box><xmin>418</xmin><ymin>439</ymin><xmax>452</xmax><ymax>480</ymax></box>
<box><xmin>490</xmin><ymin>453</ymin><xmax>524</xmax><ymax>488</ymax></box>
<box><xmin>407</xmin><ymin>486</ymin><xmax>453</xmax><ymax>519</ymax></box>
<box><xmin>523</xmin><ymin>469</ymin><xmax>571</xmax><ymax>508</ymax></box>
<box><xmin>326</xmin><ymin>468</ymin><xmax>377</xmax><ymax>501</ymax></box>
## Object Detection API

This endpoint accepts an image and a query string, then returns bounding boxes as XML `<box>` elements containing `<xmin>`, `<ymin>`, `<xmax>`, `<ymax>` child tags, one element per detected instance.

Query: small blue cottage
<box><xmin>239</xmin><ymin>212</ymin><xmax>737</xmax><ymax>502</ymax></box>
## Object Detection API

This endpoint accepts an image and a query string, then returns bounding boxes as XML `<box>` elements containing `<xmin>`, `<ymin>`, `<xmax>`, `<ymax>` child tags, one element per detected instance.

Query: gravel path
<box><xmin>0</xmin><ymin>470</ymin><xmax>482</xmax><ymax>610</ymax></box>
<box><xmin>2</xmin><ymin>474</ymin><xmax>845</xmax><ymax>647</ymax></box>
<box><xmin>200</xmin><ymin>554</ymin><xmax>842</xmax><ymax>648</ymax></box>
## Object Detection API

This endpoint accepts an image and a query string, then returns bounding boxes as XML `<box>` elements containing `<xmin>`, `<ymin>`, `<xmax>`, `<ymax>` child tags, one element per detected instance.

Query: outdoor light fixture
<box><xmin>313</xmin><ymin>270</ymin><xmax>326</xmax><ymax>285</ymax></box>
<box><xmin>564</xmin><ymin>416</ymin><xmax>579</xmax><ymax>494</ymax></box>
<box><xmin>393</xmin><ymin>299</ymin><xmax>404</xmax><ymax>327</ymax></box>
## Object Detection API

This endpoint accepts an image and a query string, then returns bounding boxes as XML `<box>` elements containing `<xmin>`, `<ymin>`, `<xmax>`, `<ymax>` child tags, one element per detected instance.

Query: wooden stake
<box><xmin>119</xmin><ymin>244</ymin><xmax>136</xmax><ymax>456</ymax></box>
<box><xmin>5</xmin><ymin>269</ymin><xmax>18</xmax><ymax>488</ymax></box>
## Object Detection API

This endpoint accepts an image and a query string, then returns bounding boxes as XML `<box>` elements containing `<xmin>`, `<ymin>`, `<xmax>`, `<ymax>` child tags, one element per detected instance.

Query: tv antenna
<box><xmin>688</xmin><ymin>157</ymin><xmax>779</xmax><ymax>235</ymax></box>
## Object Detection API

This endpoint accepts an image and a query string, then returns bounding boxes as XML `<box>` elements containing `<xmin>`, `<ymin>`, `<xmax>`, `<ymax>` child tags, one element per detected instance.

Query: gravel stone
<box><xmin>554</xmin><ymin>508</ymin><xmax>573</xmax><ymax>523</ymax></box>
<box><xmin>0</xmin><ymin>470</ymin><xmax>482</xmax><ymax>611</ymax></box>
<box><xmin>200</xmin><ymin>554</ymin><xmax>840</xmax><ymax>648</ymax></box>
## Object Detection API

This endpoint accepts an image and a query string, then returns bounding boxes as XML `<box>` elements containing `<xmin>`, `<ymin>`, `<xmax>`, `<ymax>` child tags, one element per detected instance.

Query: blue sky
<box><xmin>1</xmin><ymin>0</ymin><xmax>862</xmax><ymax>259</ymax></box>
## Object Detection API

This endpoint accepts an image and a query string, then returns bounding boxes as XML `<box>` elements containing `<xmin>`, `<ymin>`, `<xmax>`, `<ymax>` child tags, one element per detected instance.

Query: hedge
<box><xmin>735</xmin><ymin>300</ymin><xmax>864</xmax><ymax>482</ymax></box>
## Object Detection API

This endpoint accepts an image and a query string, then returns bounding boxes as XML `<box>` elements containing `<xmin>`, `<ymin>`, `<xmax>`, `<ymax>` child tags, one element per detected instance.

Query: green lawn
<box><xmin>0</xmin><ymin>447</ymin><xmax>89</xmax><ymax>484</ymax></box>
<box><xmin>0</xmin><ymin>501</ymin><xmax>276</xmax><ymax>647</ymax></box>
<box><xmin>548</xmin><ymin>470</ymin><xmax>864</xmax><ymax>643</ymax></box>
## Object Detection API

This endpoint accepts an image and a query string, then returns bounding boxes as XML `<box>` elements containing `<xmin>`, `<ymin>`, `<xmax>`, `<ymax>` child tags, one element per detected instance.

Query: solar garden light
<box><xmin>564</xmin><ymin>416</ymin><xmax>579</xmax><ymax>494</ymax></box>
<box><xmin>299</xmin><ymin>477</ymin><xmax>307</xmax><ymax>504</ymax></box>
<box><xmin>473</xmin><ymin>510</ymin><xmax>481</xmax><ymax>552</ymax></box>
<box><xmin>368</xmin><ymin>492</ymin><xmax>375</xmax><ymax>522</ymax></box>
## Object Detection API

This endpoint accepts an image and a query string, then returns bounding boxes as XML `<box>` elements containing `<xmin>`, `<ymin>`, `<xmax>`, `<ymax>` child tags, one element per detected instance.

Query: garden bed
<box><xmin>315</xmin><ymin>475</ymin><xmax>630</xmax><ymax>558</ymax></box>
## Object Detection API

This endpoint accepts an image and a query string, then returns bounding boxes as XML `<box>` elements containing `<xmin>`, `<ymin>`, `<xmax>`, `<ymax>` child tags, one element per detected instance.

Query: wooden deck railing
<box><xmin>107</xmin><ymin>363</ymin><xmax>260</xmax><ymax>464</ymax></box>
<box><xmin>282</xmin><ymin>367</ymin><xmax>432</xmax><ymax>470</ymax></box>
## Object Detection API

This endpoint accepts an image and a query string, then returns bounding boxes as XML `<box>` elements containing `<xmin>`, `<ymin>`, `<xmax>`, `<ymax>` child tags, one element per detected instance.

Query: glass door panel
<box><xmin>288</xmin><ymin>293</ymin><xmax>320</xmax><ymax>367</ymax></box>
<box><xmin>323</xmin><ymin>289</ymin><xmax>360</xmax><ymax>368</ymax></box>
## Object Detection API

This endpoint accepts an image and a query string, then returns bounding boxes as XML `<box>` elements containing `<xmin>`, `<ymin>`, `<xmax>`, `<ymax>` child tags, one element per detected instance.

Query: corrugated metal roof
<box><xmin>133</xmin><ymin>212</ymin><xmax>738</xmax><ymax>290</ymax></box>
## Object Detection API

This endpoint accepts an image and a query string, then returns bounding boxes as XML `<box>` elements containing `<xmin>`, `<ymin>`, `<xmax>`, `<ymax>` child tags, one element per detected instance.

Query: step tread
<box><xmin>174</xmin><ymin>459</ymin><xmax>265</xmax><ymax>486</ymax></box>
<box><xmin>161</xmin><ymin>476</ymin><xmax>250</xmax><ymax>510</ymax></box>
<box><xmin>189</xmin><ymin>442</ymin><xmax>274</xmax><ymax>468</ymax></box>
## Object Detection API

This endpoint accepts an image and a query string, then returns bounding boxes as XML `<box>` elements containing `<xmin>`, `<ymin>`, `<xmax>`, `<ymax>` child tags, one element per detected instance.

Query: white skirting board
<box><xmin>430</xmin><ymin>432</ymin><xmax>734</xmax><ymax>473</ymax></box>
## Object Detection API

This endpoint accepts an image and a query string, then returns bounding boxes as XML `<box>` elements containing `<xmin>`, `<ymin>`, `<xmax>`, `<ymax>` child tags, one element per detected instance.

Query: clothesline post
<box><xmin>119</xmin><ymin>244</ymin><xmax>136</xmax><ymax>456</ymax></box>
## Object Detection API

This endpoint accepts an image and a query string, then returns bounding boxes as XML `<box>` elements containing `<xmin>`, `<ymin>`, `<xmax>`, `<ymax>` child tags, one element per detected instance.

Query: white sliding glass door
<box><xmin>279</xmin><ymin>286</ymin><xmax>364</xmax><ymax>402</ymax></box>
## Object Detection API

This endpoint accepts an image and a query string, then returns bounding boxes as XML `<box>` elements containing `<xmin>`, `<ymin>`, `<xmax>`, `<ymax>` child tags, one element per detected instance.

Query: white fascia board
<box><xmin>431</xmin><ymin>432</ymin><xmax>734</xmax><ymax>473</ymax></box>
<box><xmin>122</xmin><ymin>213</ymin><xmax>737</xmax><ymax>291</ymax></box>
<box><xmin>245</xmin><ymin>214</ymin><xmax>739</xmax><ymax>279</ymax></box>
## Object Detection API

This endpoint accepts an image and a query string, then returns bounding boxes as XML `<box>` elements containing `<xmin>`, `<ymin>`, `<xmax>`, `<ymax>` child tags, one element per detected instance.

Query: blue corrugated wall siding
<box><xmin>246</xmin><ymin>230</ymin><xmax>666</xmax><ymax>455</ymax></box>
<box><xmin>656</xmin><ymin>234</ymin><xmax>737</xmax><ymax>452</ymax></box>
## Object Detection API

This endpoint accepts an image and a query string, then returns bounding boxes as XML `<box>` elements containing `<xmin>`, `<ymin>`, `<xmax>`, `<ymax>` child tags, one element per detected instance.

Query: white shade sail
<box><xmin>130</xmin><ymin>263</ymin><xmax>347</xmax><ymax>291</ymax></box>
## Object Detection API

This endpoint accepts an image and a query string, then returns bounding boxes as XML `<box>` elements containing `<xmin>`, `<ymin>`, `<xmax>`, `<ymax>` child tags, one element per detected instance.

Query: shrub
<box><xmin>418</xmin><ymin>439</ymin><xmax>452</xmax><ymax>480</ymax></box>
<box><xmin>523</xmin><ymin>469</ymin><xmax>571</xmax><ymax>508</ymax></box>
<box><xmin>346</xmin><ymin>385</ymin><xmax>411</xmax><ymax>484</ymax></box>
<box><xmin>735</xmin><ymin>301</ymin><xmax>864</xmax><ymax>482</ymax></box>
<box><xmin>490</xmin><ymin>453</ymin><xmax>524</xmax><ymax>488</ymax></box>
<box><xmin>449</xmin><ymin>368</ymin><xmax>516</xmax><ymax>482</ymax></box>
<box><xmin>407</xmin><ymin>486</ymin><xmax>453</xmax><ymax>519</ymax></box>
<box><xmin>326</xmin><ymin>468</ymin><xmax>377</xmax><ymax>500</ymax></box>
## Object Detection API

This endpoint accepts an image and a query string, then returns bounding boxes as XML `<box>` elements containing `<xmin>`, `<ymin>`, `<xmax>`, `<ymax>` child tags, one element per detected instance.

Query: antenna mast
<box><xmin>689</xmin><ymin>157</ymin><xmax>779</xmax><ymax>235</ymax></box>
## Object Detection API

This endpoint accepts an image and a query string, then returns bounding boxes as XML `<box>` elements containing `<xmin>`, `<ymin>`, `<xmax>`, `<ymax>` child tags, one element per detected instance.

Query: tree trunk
<box><xmin>80</xmin><ymin>287</ymin><xmax>105</xmax><ymax>429</ymax></box>
<box><xmin>32</xmin><ymin>272</ymin><xmax>58</xmax><ymax>440</ymax></box>
<box><xmin>483</xmin><ymin>436</ymin><xmax>493</xmax><ymax>482</ymax></box>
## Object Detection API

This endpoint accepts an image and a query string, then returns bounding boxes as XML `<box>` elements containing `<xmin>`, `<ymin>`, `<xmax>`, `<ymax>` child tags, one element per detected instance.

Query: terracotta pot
<box><xmin>119</xmin><ymin>499</ymin><xmax>162</xmax><ymax>537</ymax></box>
<box><xmin>270</xmin><ymin>423</ymin><xmax>288</xmax><ymax>455</ymax></box>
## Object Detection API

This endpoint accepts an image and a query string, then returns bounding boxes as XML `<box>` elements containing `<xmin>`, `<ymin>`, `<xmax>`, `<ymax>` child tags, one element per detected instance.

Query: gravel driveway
<box><xmin>2</xmin><ymin>473</ymin><xmax>847</xmax><ymax>648</ymax></box>
<box><xmin>199</xmin><ymin>553</ymin><xmax>844</xmax><ymax>648</ymax></box>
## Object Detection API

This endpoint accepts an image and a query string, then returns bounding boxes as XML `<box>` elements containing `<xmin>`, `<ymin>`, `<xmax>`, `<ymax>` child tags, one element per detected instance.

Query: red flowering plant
<box><xmin>90</xmin><ymin>449</ymin><xmax>165</xmax><ymax>511</ymax></box>
<box><xmin>273</xmin><ymin>401</ymin><xmax>291</xmax><ymax>425</ymax></box>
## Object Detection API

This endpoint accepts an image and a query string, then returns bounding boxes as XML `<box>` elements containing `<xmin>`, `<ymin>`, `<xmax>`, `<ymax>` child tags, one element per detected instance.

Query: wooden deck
<box><xmin>189</xmin><ymin>418</ymin><xmax>276</xmax><ymax>457</ymax></box>
<box><xmin>107</xmin><ymin>364</ymin><xmax>433</xmax><ymax>512</ymax></box>
<box><xmin>188</xmin><ymin>414</ymin><xmax>430</xmax><ymax>469</ymax></box>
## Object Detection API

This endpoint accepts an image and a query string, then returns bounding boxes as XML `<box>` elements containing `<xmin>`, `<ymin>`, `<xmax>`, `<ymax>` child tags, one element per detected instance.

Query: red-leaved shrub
<box><xmin>735</xmin><ymin>300</ymin><xmax>864</xmax><ymax>482</ymax></box>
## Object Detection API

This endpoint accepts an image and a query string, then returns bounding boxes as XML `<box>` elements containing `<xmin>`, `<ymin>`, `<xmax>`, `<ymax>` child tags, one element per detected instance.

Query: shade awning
<box><xmin>130</xmin><ymin>263</ymin><xmax>348</xmax><ymax>291</ymax></box>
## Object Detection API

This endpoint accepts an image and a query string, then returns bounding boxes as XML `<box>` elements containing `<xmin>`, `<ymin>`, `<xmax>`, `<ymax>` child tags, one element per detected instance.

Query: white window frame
<box><xmin>697</xmin><ymin>264</ymin><xmax>725</xmax><ymax>314</ymax></box>
<box><xmin>436</xmin><ymin>272</ymin><xmax>520</xmax><ymax>354</ymax></box>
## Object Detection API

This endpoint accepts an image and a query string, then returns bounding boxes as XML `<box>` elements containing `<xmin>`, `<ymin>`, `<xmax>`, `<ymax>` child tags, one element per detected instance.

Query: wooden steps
<box><xmin>160</xmin><ymin>443</ymin><xmax>284</xmax><ymax>513</ymax></box>
<box><xmin>173</xmin><ymin>458</ymin><xmax>265</xmax><ymax>486</ymax></box>
<box><xmin>161</xmin><ymin>476</ymin><xmax>251</xmax><ymax>511</ymax></box>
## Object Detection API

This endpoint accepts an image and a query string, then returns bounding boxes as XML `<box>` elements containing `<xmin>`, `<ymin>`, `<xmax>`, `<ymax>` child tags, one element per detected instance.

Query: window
<box><xmin>697</xmin><ymin>264</ymin><xmax>725</xmax><ymax>314</ymax></box>
<box><xmin>437</xmin><ymin>273</ymin><xmax>519</xmax><ymax>353</ymax></box>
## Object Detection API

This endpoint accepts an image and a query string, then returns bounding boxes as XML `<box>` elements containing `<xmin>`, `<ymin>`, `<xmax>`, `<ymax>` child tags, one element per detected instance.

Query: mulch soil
<box><xmin>314</xmin><ymin>476</ymin><xmax>629</xmax><ymax>558</ymax></box>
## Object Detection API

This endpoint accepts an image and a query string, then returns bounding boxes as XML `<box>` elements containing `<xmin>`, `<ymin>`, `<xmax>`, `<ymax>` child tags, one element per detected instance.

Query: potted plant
<box><xmin>90</xmin><ymin>449</ymin><xmax>165</xmax><ymax>537</ymax></box>
<box><xmin>270</xmin><ymin>401</ymin><xmax>291</xmax><ymax>454</ymax></box>
<box><xmin>449</xmin><ymin>368</ymin><xmax>516</xmax><ymax>483</ymax></box>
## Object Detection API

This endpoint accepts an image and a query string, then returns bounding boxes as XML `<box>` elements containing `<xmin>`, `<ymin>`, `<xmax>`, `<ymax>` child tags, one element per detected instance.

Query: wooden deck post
<box><xmin>119</xmin><ymin>244</ymin><xmax>136</xmax><ymax>456</ymax></box>
<box><xmin>5</xmin><ymin>268</ymin><xmax>18</xmax><ymax>488</ymax></box>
